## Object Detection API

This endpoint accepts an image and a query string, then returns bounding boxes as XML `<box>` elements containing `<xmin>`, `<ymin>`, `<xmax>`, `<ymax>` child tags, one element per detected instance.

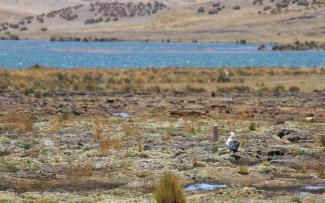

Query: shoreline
<box><xmin>1</xmin><ymin>38</ymin><xmax>325</xmax><ymax>51</ymax></box>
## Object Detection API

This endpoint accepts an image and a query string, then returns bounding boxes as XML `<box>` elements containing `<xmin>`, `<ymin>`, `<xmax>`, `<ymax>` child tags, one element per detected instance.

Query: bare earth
<box><xmin>0</xmin><ymin>0</ymin><xmax>325</xmax><ymax>43</ymax></box>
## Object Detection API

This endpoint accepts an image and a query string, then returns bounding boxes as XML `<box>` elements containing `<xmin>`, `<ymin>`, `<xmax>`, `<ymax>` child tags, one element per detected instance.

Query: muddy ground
<box><xmin>0</xmin><ymin>88</ymin><xmax>324</xmax><ymax>202</ymax></box>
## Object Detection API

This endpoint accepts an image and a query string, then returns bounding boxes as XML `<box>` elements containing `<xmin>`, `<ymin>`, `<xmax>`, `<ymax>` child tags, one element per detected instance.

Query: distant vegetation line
<box><xmin>0</xmin><ymin>66</ymin><xmax>324</xmax><ymax>94</ymax></box>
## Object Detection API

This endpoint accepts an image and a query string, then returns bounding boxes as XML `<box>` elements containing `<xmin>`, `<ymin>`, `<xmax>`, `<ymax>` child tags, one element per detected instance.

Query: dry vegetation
<box><xmin>1</xmin><ymin>67</ymin><xmax>325</xmax><ymax>93</ymax></box>
<box><xmin>154</xmin><ymin>173</ymin><xmax>186</xmax><ymax>203</ymax></box>
<box><xmin>0</xmin><ymin>67</ymin><xmax>324</xmax><ymax>202</ymax></box>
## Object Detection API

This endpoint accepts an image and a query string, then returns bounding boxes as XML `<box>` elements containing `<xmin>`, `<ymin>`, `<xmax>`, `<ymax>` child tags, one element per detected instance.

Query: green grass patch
<box><xmin>0</xmin><ymin>160</ymin><xmax>20</xmax><ymax>173</ymax></box>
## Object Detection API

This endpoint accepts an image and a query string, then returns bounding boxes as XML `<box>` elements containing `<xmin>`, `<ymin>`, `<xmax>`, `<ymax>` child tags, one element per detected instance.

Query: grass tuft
<box><xmin>321</xmin><ymin>135</ymin><xmax>325</xmax><ymax>147</ymax></box>
<box><xmin>212</xmin><ymin>145</ymin><xmax>219</xmax><ymax>153</ymax></box>
<box><xmin>238</xmin><ymin>165</ymin><xmax>249</xmax><ymax>175</ymax></box>
<box><xmin>66</xmin><ymin>161</ymin><xmax>93</xmax><ymax>178</ymax></box>
<box><xmin>0</xmin><ymin>160</ymin><xmax>20</xmax><ymax>173</ymax></box>
<box><xmin>153</xmin><ymin>173</ymin><xmax>186</xmax><ymax>203</ymax></box>
<box><xmin>289</xmin><ymin>196</ymin><xmax>302</xmax><ymax>203</ymax></box>
<box><xmin>249</xmin><ymin>123</ymin><xmax>257</xmax><ymax>131</ymax></box>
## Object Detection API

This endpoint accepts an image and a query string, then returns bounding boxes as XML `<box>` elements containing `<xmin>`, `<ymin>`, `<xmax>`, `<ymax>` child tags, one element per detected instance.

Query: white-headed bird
<box><xmin>226</xmin><ymin>132</ymin><xmax>240</xmax><ymax>156</ymax></box>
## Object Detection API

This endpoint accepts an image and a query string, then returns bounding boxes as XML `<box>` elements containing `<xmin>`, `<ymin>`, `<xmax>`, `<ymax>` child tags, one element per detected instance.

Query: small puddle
<box><xmin>259</xmin><ymin>184</ymin><xmax>325</xmax><ymax>196</ymax></box>
<box><xmin>185</xmin><ymin>183</ymin><xmax>228</xmax><ymax>191</ymax></box>
<box><xmin>299</xmin><ymin>184</ymin><xmax>325</xmax><ymax>196</ymax></box>
<box><xmin>112</xmin><ymin>112</ymin><xmax>132</xmax><ymax>118</ymax></box>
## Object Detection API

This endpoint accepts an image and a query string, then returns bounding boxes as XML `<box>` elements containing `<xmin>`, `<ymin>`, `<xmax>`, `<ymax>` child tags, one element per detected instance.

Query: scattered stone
<box><xmin>277</xmin><ymin>129</ymin><xmax>295</xmax><ymax>138</ymax></box>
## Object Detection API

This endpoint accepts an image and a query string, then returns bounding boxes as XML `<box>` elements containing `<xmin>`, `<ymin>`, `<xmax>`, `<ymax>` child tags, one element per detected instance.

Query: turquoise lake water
<box><xmin>0</xmin><ymin>40</ymin><xmax>325</xmax><ymax>68</ymax></box>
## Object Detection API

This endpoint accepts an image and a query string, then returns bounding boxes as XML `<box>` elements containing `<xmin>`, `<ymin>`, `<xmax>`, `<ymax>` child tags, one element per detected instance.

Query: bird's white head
<box><xmin>230</xmin><ymin>132</ymin><xmax>236</xmax><ymax>138</ymax></box>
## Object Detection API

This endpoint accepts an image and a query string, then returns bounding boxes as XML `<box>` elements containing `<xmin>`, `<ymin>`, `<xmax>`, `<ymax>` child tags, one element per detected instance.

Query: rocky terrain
<box><xmin>0</xmin><ymin>67</ymin><xmax>324</xmax><ymax>202</ymax></box>
<box><xmin>0</xmin><ymin>0</ymin><xmax>324</xmax><ymax>43</ymax></box>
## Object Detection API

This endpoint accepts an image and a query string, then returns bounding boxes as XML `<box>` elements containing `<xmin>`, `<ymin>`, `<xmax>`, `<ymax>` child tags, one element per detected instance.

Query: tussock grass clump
<box><xmin>0</xmin><ymin>160</ymin><xmax>20</xmax><ymax>173</ymax></box>
<box><xmin>249</xmin><ymin>123</ymin><xmax>257</xmax><ymax>131</ymax></box>
<box><xmin>273</xmin><ymin>85</ymin><xmax>286</xmax><ymax>93</ymax></box>
<box><xmin>300</xmin><ymin>161</ymin><xmax>325</xmax><ymax>178</ymax></box>
<box><xmin>289</xmin><ymin>196</ymin><xmax>302</xmax><ymax>203</ymax></box>
<box><xmin>15</xmin><ymin>140</ymin><xmax>33</xmax><ymax>150</ymax></box>
<box><xmin>99</xmin><ymin>137</ymin><xmax>122</xmax><ymax>153</ymax></box>
<box><xmin>3</xmin><ymin>112</ymin><xmax>33</xmax><ymax>132</ymax></box>
<box><xmin>238</xmin><ymin>165</ymin><xmax>249</xmax><ymax>175</ymax></box>
<box><xmin>153</xmin><ymin>173</ymin><xmax>186</xmax><ymax>203</ymax></box>
<box><xmin>137</xmin><ymin>139</ymin><xmax>144</xmax><ymax>153</ymax></box>
<box><xmin>321</xmin><ymin>135</ymin><xmax>325</xmax><ymax>147</ymax></box>
<box><xmin>66</xmin><ymin>161</ymin><xmax>93</xmax><ymax>178</ymax></box>
<box><xmin>212</xmin><ymin>145</ymin><xmax>219</xmax><ymax>153</ymax></box>
<box><xmin>288</xmin><ymin>86</ymin><xmax>300</xmax><ymax>92</ymax></box>
<box><xmin>122</xmin><ymin>122</ymin><xmax>141</xmax><ymax>137</ymax></box>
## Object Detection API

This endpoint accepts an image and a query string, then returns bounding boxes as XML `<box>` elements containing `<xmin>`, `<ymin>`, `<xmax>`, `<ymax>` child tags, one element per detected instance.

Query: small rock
<box><xmin>257</xmin><ymin>44</ymin><xmax>267</xmax><ymax>50</ymax></box>
<box><xmin>277</xmin><ymin>129</ymin><xmax>295</xmax><ymax>138</ymax></box>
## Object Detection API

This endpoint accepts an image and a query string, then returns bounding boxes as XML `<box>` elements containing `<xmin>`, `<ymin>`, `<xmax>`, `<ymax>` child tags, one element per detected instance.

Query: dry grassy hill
<box><xmin>0</xmin><ymin>0</ymin><xmax>325</xmax><ymax>43</ymax></box>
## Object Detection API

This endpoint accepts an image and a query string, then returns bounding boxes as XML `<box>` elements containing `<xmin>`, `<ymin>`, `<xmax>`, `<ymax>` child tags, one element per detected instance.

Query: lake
<box><xmin>0</xmin><ymin>40</ymin><xmax>325</xmax><ymax>68</ymax></box>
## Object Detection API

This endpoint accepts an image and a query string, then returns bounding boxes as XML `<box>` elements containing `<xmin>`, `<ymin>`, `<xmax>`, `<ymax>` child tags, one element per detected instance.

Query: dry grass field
<box><xmin>1</xmin><ymin>67</ymin><xmax>325</xmax><ymax>93</ymax></box>
<box><xmin>0</xmin><ymin>67</ymin><xmax>324</xmax><ymax>202</ymax></box>
<box><xmin>0</xmin><ymin>1</ymin><xmax>325</xmax><ymax>202</ymax></box>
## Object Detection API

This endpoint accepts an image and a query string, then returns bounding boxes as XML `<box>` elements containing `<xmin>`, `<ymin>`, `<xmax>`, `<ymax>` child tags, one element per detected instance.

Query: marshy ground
<box><xmin>0</xmin><ymin>67</ymin><xmax>324</xmax><ymax>202</ymax></box>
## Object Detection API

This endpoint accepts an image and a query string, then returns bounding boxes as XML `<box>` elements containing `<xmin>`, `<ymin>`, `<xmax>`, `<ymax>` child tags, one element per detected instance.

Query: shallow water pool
<box><xmin>185</xmin><ymin>183</ymin><xmax>228</xmax><ymax>191</ymax></box>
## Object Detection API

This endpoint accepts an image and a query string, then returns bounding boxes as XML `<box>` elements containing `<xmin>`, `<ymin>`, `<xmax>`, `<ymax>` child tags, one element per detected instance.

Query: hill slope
<box><xmin>0</xmin><ymin>0</ymin><xmax>324</xmax><ymax>43</ymax></box>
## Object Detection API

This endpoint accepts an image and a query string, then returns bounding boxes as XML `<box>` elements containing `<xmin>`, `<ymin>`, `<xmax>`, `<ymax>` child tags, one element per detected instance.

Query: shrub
<box><xmin>29</xmin><ymin>64</ymin><xmax>43</xmax><ymax>69</ymax></box>
<box><xmin>238</xmin><ymin>165</ymin><xmax>249</xmax><ymax>175</ymax></box>
<box><xmin>249</xmin><ymin>123</ymin><xmax>257</xmax><ymax>131</ymax></box>
<box><xmin>288</xmin><ymin>86</ymin><xmax>300</xmax><ymax>92</ymax></box>
<box><xmin>239</xmin><ymin>39</ymin><xmax>246</xmax><ymax>44</ymax></box>
<box><xmin>273</xmin><ymin>85</ymin><xmax>286</xmax><ymax>93</ymax></box>
<box><xmin>197</xmin><ymin>7</ymin><xmax>205</xmax><ymax>13</ymax></box>
<box><xmin>153</xmin><ymin>173</ymin><xmax>186</xmax><ymax>203</ymax></box>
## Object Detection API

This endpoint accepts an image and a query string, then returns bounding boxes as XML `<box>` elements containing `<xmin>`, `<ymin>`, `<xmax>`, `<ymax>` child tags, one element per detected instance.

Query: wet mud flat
<box><xmin>0</xmin><ymin>87</ymin><xmax>324</xmax><ymax>202</ymax></box>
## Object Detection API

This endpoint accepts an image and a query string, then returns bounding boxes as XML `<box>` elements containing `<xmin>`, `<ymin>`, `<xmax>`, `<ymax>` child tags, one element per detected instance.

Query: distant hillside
<box><xmin>0</xmin><ymin>0</ymin><xmax>324</xmax><ymax>43</ymax></box>
<box><xmin>0</xmin><ymin>0</ymin><xmax>87</xmax><ymax>22</ymax></box>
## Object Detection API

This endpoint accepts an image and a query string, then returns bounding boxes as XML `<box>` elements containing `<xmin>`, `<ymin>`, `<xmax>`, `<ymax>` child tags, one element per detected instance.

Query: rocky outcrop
<box><xmin>277</xmin><ymin>129</ymin><xmax>308</xmax><ymax>142</ymax></box>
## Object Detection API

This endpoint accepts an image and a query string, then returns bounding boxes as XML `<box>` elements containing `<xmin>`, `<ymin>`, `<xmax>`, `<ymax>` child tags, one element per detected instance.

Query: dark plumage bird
<box><xmin>226</xmin><ymin>132</ymin><xmax>240</xmax><ymax>155</ymax></box>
